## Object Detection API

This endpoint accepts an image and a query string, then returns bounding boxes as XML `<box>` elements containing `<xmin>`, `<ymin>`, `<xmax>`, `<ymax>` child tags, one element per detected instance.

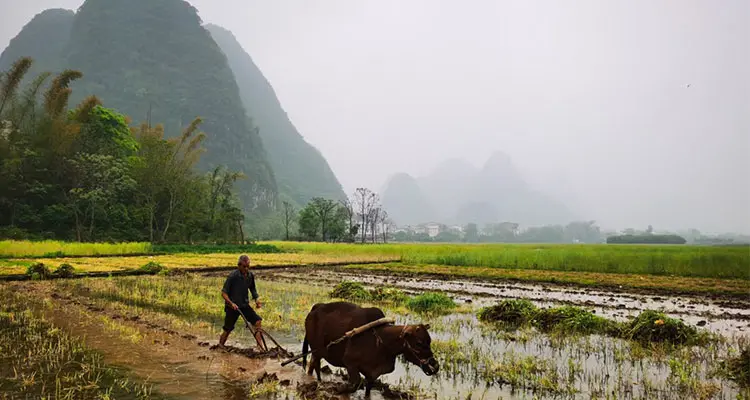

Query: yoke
<box><xmin>326</xmin><ymin>317</ymin><xmax>395</xmax><ymax>349</ymax></box>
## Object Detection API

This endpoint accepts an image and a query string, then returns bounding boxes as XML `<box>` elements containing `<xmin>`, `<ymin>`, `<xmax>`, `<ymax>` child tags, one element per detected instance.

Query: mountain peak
<box><xmin>206</xmin><ymin>23</ymin><xmax>345</xmax><ymax>206</ymax></box>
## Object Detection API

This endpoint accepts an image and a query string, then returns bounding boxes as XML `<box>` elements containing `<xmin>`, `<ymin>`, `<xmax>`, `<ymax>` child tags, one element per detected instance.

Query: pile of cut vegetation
<box><xmin>405</xmin><ymin>292</ymin><xmax>456</xmax><ymax>314</ymax></box>
<box><xmin>622</xmin><ymin>310</ymin><xmax>700</xmax><ymax>345</ymax></box>
<box><xmin>478</xmin><ymin>300</ymin><xmax>704</xmax><ymax>345</ymax></box>
<box><xmin>477</xmin><ymin>299</ymin><xmax>537</xmax><ymax>325</ymax></box>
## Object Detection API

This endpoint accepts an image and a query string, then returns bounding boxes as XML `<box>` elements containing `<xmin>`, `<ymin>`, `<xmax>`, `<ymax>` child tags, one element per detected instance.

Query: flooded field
<box><xmin>1</xmin><ymin>266</ymin><xmax>748</xmax><ymax>399</ymax></box>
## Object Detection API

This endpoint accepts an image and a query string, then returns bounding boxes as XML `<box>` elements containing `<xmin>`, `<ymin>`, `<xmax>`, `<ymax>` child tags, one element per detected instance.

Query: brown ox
<box><xmin>301</xmin><ymin>301</ymin><xmax>440</xmax><ymax>395</ymax></box>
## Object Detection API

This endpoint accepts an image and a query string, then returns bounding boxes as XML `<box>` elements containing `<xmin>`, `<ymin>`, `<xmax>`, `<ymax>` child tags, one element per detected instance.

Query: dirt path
<box><xmin>8</xmin><ymin>282</ymin><xmax>414</xmax><ymax>400</ymax></box>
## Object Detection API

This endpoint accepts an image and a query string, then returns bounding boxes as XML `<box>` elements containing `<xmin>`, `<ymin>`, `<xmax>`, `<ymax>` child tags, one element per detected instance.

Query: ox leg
<box><xmin>344</xmin><ymin>366</ymin><xmax>363</xmax><ymax>393</ymax></box>
<box><xmin>306</xmin><ymin>353</ymin><xmax>317</xmax><ymax>376</ymax></box>
<box><xmin>306</xmin><ymin>353</ymin><xmax>322</xmax><ymax>381</ymax></box>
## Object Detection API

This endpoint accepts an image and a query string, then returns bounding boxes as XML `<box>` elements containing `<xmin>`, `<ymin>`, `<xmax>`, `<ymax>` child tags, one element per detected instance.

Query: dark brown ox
<box><xmin>301</xmin><ymin>301</ymin><xmax>439</xmax><ymax>395</ymax></box>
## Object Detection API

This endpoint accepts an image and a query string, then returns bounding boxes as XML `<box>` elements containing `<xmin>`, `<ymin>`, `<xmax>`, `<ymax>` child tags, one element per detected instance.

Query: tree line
<box><xmin>0</xmin><ymin>57</ymin><xmax>246</xmax><ymax>243</ymax></box>
<box><xmin>279</xmin><ymin>188</ymin><xmax>394</xmax><ymax>243</ymax></box>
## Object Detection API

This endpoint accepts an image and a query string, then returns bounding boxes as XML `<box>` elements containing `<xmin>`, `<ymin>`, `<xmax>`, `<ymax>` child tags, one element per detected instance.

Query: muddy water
<box><xmin>269</xmin><ymin>269</ymin><xmax>750</xmax><ymax>337</ymax></box>
<box><xmin>257</xmin><ymin>268</ymin><xmax>749</xmax><ymax>399</ymax></box>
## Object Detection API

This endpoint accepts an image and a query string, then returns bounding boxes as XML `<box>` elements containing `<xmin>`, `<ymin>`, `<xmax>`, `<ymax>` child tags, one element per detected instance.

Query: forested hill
<box><xmin>62</xmin><ymin>0</ymin><xmax>277</xmax><ymax>213</ymax></box>
<box><xmin>0</xmin><ymin>0</ymin><xmax>280</xmax><ymax>214</ymax></box>
<box><xmin>206</xmin><ymin>24</ymin><xmax>345</xmax><ymax>206</ymax></box>
<box><xmin>0</xmin><ymin>9</ymin><xmax>74</xmax><ymax>81</ymax></box>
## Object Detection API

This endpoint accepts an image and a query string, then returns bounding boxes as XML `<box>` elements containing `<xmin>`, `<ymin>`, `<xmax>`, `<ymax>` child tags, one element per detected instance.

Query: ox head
<box><xmin>400</xmin><ymin>324</ymin><xmax>440</xmax><ymax>376</ymax></box>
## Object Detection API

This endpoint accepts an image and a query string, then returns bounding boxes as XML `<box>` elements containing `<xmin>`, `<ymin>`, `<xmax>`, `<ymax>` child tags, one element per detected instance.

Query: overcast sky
<box><xmin>1</xmin><ymin>0</ymin><xmax>748</xmax><ymax>234</ymax></box>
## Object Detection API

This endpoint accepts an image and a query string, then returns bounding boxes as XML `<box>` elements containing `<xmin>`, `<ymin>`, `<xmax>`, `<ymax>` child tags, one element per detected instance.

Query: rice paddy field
<box><xmin>0</xmin><ymin>240</ymin><xmax>748</xmax><ymax>399</ymax></box>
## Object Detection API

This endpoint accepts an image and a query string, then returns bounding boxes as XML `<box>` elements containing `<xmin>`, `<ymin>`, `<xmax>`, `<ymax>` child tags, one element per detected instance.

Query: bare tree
<box><xmin>353</xmin><ymin>188</ymin><xmax>378</xmax><ymax>243</ymax></box>
<box><xmin>339</xmin><ymin>198</ymin><xmax>355</xmax><ymax>241</ymax></box>
<box><xmin>282</xmin><ymin>201</ymin><xmax>296</xmax><ymax>240</ymax></box>
<box><xmin>369</xmin><ymin>207</ymin><xmax>381</xmax><ymax>243</ymax></box>
<box><xmin>380</xmin><ymin>211</ymin><xmax>393</xmax><ymax>243</ymax></box>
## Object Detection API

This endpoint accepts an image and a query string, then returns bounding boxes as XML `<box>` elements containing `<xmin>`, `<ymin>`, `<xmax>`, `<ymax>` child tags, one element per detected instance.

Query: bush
<box><xmin>720</xmin><ymin>346</ymin><xmax>750</xmax><ymax>388</ymax></box>
<box><xmin>369</xmin><ymin>287</ymin><xmax>408</xmax><ymax>304</ymax></box>
<box><xmin>406</xmin><ymin>292</ymin><xmax>456</xmax><ymax>314</ymax></box>
<box><xmin>138</xmin><ymin>261</ymin><xmax>166</xmax><ymax>274</ymax></box>
<box><xmin>478</xmin><ymin>299</ymin><xmax>538</xmax><ymax>325</ymax></box>
<box><xmin>534</xmin><ymin>306</ymin><xmax>619</xmax><ymax>335</ymax></box>
<box><xmin>53</xmin><ymin>263</ymin><xmax>76</xmax><ymax>278</ymax></box>
<box><xmin>606</xmin><ymin>234</ymin><xmax>687</xmax><ymax>244</ymax></box>
<box><xmin>329</xmin><ymin>281</ymin><xmax>371</xmax><ymax>302</ymax></box>
<box><xmin>26</xmin><ymin>263</ymin><xmax>51</xmax><ymax>280</ymax></box>
<box><xmin>623</xmin><ymin>310</ymin><xmax>698</xmax><ymax>345</ymax></box>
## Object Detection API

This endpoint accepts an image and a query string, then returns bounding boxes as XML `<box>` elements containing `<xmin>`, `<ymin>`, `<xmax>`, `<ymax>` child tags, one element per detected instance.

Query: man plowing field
<box><xmin>218</xmin><ymin>254</ymin><xmax>266</xmax><ymax>350</ymax></box>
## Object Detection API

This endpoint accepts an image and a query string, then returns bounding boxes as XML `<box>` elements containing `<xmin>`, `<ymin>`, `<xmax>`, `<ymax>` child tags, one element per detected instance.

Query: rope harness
<box><xmin>398</xmin><ymin>325</ymin><xmax>436</xmax><ymax>369</ymax></box>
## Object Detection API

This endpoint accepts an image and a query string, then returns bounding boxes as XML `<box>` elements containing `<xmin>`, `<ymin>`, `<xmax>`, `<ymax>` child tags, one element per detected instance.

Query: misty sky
<box><xmin>1</xmin><ymin>0</ymin><xmax>748</xmax><ymax>234</ymax></box>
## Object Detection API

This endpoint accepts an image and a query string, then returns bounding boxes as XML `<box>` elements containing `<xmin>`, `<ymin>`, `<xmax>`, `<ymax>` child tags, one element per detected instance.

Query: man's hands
<box><xmin>230</xmin><ymin>302</ymin><xmax>239</xmax><ymax>311</ymax></box>
<box><xmin>255</xmin><ymin>299</ymin><xmax>262</xmax><ymax>309</ymax></box>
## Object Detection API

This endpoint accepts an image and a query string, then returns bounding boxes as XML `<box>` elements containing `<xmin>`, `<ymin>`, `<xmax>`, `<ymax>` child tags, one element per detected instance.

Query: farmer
<box><xmin>218</xmin><ymin>254</ymin><xmax>265</xmax><ymax>350</ymax></box>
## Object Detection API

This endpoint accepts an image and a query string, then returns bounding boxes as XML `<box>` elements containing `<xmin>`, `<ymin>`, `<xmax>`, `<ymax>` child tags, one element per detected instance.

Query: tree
<box><xmin>353</xmin><ymin>188</ymin><xmax>378</xmax><ymax>243</ymax></box>
<box><xmin>0</xmin><ymin>57</ymin><xmax>249</xmax><ymax>243</ymax></box>
<box><xmin>380</xmin><ymin>212</ymin><xmax>394</xmax><ymax>243</ymax></box>
<box><xmin>67</xmin><ymin>153</ymin><xmax>136</xmax><ymax>241</ymax></box>
<box><xmin>298</xmin><ymin>197</ymin><xmax>340</xmax><ymax>242</ymax></box>
<box><xmin>464</xmin><ymin>223</ymin><xmax>479</xmax><ymax>243</ymax></box>
<box><xmin>339</xmin><ymin>198</ymin><xmax>355</xmax><ymax>241</ymax></box>
<box><xmin>368</xmin><ymin>207</ymin><xmax>381</xmax><ymax>243</ymax></box>
<box><xmin>282</xmin><ymin>201</ymin><xmax>296</xmax><ymax>240</ymax></box>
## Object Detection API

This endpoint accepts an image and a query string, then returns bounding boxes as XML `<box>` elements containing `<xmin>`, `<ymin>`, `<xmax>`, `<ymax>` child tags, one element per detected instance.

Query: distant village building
<box><xmin>424</xmin><ymin>222</ymin><xmax>441</xmax><ymax>238</ymax></box>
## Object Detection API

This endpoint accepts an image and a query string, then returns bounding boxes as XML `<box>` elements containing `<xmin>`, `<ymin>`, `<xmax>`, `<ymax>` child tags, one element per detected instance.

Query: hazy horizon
<box><xmin>1</xmin><ymin>0</ymin><xmax>748</xmax><ymax>234</ymax></box>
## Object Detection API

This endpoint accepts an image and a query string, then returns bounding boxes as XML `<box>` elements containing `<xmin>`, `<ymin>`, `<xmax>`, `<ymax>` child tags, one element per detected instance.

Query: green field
<box><xmin>267</xmin><ymin>242</ymin><xmax>750</xmax><ymax>280</ymax></box>
<box><xmin>2</xmin><ymin>240</ymin><xmax>748</xmax><ymax>281</ymax></box>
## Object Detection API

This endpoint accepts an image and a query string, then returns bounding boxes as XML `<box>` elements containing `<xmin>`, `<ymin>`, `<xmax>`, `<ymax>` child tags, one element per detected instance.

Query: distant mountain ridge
<box><xmin>382</xmin><ymin>151</ymin><xmax>577</xmax><ymax>226</ymax></box>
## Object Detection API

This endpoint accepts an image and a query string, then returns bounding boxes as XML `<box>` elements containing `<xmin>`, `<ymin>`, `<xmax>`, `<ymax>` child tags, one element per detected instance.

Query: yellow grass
<box><xmin>0</xmin><ymin>240</ymin><xmax>151</xmax><ymax>257</ymax></box>
<box><xmin>0</xmin><ymin>253</ymin><xmax>396</xmax><ymax>276</ymax></box>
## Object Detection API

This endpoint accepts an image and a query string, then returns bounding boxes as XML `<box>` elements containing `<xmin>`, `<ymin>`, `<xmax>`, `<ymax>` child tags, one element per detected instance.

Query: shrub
<box><xmin>623</xmin><ymin>310</ymin><xmax>698</xmax><ymax>345</ymax></box>
<box><xmin>369</xmin><ymin>287</ymin><xmax>408</xmax><ymax>304</ymax></box>
<box><xmin>606</xmin><ymin>234</ymin><xmax>687</xmax><ymax>244</ymax></box>
<box><xmin>720</xmin><ymin>346</ymin><xmax>750</xmax><ymax>388</ymax></box>
<box><xmin>329</xmin><ymin>281</ymin><xmax>371</xmax><ymax>302</ymax></box>
<box><xmin>534</xmin><ymin>306</ymin><xmax>619</xmax><ymax>335</ymax></box>
<box><xmin>138</xmin><ymin>261</ymin><xmax>166</xmax><ymax>274</ymax></box>
<box><xmin>406</xmin><ymin>292</ymin><xmax>456</xmax><ymax>314</ymax></box>
<box><xmin>478</xmin><ymin>299</ymin><xmax>538</xmax><ymax>325</ymax></box>
<box><xmin>26</xmin><ymin>262</ymin><xmax>51</xmax><ymax>280</ymax></box>
<box><xmin>53</xmin><ymin>263</ymin><xmax>76</xmax><ymax>278</ymax></box>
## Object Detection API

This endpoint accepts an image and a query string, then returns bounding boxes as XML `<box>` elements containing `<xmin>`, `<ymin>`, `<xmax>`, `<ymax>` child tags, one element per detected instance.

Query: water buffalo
<box><xmin>301</xmin><ymin>301</ymin><xmax>440</xmax><ymax>395</ymax></box>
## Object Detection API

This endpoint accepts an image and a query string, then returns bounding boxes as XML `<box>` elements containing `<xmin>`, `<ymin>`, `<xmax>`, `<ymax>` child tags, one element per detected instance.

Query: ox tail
<box><xmin>302</xmin><ymin>336</ymin><xmax>309</xmax><ymax>370</ymax></box>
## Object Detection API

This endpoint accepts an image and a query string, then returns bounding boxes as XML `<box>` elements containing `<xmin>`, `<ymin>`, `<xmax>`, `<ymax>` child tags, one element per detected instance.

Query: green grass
<box><xmin>267</xmin><ymin>241</ymin><xmax>750</xmax><ymax>280</ymax></box>
<box><xmin>0</xmin><ymin>240</ymin><xmax>152</xmax><ymax>258</ymax></box>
